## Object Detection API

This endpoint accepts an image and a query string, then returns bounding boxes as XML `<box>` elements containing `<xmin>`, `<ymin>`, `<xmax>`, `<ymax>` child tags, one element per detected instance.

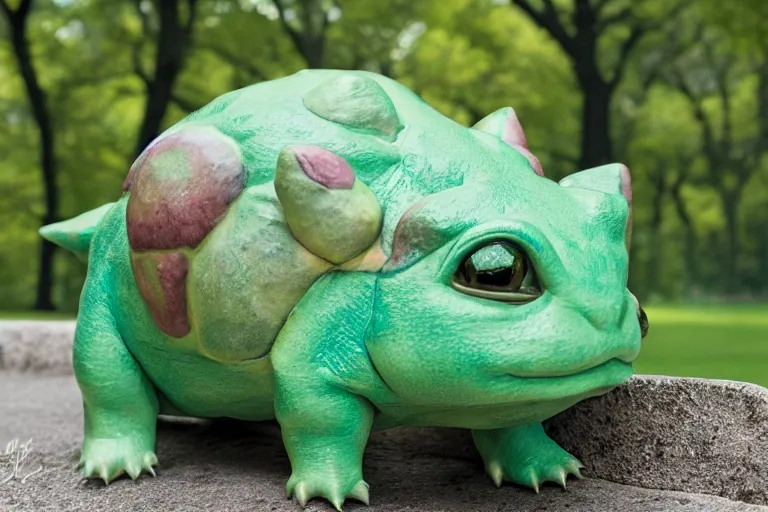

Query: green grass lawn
<box><xmin>636</xmin><ymin>304</ymin><xmax>768</xmax><ymax>388</ymax></box>
<box><xmin>1</xmin><ymin>304</ymin><xmax>767</xmax><ymax>387</ymax></box>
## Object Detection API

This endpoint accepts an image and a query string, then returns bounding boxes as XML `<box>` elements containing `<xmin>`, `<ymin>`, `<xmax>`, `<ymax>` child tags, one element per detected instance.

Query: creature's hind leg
<box><xmin>74</xmin><ymin>274</ymin><xmax>159</xmax><ymax>483</ymax></box>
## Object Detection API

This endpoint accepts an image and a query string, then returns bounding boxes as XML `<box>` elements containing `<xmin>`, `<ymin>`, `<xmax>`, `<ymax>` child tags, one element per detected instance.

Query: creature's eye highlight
<box><xmin>451</xmin><ymin>241</ymin><xmax>541</xmax><ymax>304</ymax></box>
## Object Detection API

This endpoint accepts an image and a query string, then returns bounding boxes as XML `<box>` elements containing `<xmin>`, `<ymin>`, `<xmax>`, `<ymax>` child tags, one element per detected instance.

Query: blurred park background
<box><xmin>0</xmin><ymin>0</ymin><xmax>767</xmax><ymax>385</ymax></box>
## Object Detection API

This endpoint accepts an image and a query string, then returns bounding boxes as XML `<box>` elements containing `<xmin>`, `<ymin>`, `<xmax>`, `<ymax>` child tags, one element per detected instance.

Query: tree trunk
<box><xmin>300</xmin><ymin>35</ymin><xmax>324</xmax><ymax>69</ymax></box>
<box><xmin>133</xmin><ymin>0</ymin><xmax>195</xmax><ymax>157</ymax></box>
<box><xmin>510</xmin><ymin>1</ymin><xmax>648</xmax><ymax>170</ymax></box>
<box><xmin>670</xmin><ymin>181</ymin><xmax>697</xmax><ymax>295</ymax></box>
<box><xmin>577</xmin><ymin>73</ymin><xmax>613</xmax><ymax>169</ymax></box>
<box><xmin>3</xmin><ymin>2</ymin><xmax>59</xmax><ymax>310</ymax></box>
<box><xmin>275</xmin><ymin>0</ymin><xmax>327</xmax><ymax>69</ymax></box>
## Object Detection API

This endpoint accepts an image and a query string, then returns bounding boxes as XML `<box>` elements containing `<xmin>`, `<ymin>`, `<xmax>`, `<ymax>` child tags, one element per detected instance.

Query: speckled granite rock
<box><xmin>0</xmin><ymin>320</ymin><xmax>74</xmax><ymax>373</ymax></box>
<box><xmin>0</xmin><ymin>374</ymin><xmax>764</xmax><ymax>512</ymax></box>
<box><xmin>1</xmin><ymin>322</ymin><xmax>767</xmax><ymax>510</ymax></box>
<box><xmin>546</xmin><ymin>375</ymin><xmax>768</xmax><ymax>505</ymax></box>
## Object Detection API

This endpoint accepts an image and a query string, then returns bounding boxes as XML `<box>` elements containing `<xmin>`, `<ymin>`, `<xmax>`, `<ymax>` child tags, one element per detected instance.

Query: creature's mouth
<box><xmin>506</xmin><ymin>357</ymin><xmax>632</xmax><ymax>379</ymax></box>
<box><xmin>501</xmin><ymin>358</ymin><xmax>633</xmax><ymax>403</ymax></box>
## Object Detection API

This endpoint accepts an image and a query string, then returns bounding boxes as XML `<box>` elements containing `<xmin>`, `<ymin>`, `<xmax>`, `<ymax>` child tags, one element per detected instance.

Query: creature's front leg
<box><xmin>74</xmin><ymin>277</ymin><xmax>159</xmax><ymax>483</ymax></box>
<box><xmin>272</xmin><ymin>273</ymin><xmax>384</xmax><ymax>511</ymax></box>
<box><xmin>276</xmin><ymin>381</ymin><xmax>372</xmax><ymax>510</ymax></box>
<box><xmin>472</xmin><ymin>423</ymin><xmax>583</xmax><ymax>491</ymax></box>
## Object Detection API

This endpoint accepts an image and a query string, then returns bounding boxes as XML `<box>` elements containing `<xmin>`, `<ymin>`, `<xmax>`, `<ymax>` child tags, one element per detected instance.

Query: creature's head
<box><xmin>271</xmin><ymin>74</ymin><xmax>647</xmax><ymax>426</ymax></box>
<box><xmin>362</xmin><ymin>108</ymin><xmax>647</xmax><ymax>426</ymax></box>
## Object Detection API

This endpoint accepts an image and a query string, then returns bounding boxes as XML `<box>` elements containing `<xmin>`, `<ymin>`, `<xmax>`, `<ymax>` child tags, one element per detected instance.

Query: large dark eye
<box><xmin>451</xmin><ymin>241</ymin><xmax>541</xmax><ymax>303</ymax></box>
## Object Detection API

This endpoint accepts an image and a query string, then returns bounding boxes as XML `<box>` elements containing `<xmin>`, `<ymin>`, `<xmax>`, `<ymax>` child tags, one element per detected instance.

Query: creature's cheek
<box><xmin>365</xmin><ymin>274</ymin><xmax>539</xmax><ymax>402</ymax></box>
<box><xmin>368</xmin><ymin>267</ymin><xmax>639</xmax><ymax>407</ymax></box>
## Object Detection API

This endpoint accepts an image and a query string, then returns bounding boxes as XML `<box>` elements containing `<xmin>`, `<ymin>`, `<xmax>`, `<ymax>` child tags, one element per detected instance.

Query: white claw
<box><xmin>349</xmin><ymin>480</ymin><xmax>370</xmax><ymax>506</ymax></box>
<box><xmin>488</xmin><ymin>461</ymin><xmax>504</xmax><ymax>488</ymax></box>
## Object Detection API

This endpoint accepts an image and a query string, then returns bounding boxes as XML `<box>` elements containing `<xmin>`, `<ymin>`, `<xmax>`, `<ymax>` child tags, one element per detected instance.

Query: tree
<box><xmin>131</xmin><ymin>0</ymin><xmax>199</xmax><ymax>157</ymax></box>
<box><xmin>394</xmin><ymin>0</ymin><xmax>580</xmax><ymax>179</ymax></box>
<box><xmin>273</xmin><ymin>0</ymin><xmax>331</xmax><ymax>69</ymax></box>
<box><xmin>509</xmin><ymin>0</ymin><xmax>687</xmax><ymax>170</ymax></box>
<box><xmin>0</xmin><ymin>0</ymin><xmax>58</xmax><ymax>310</ymax></box>
<box><xmin>665</xmin><ymin>34</ymin><xmax>766</xmax><ymax>292</ymax></box>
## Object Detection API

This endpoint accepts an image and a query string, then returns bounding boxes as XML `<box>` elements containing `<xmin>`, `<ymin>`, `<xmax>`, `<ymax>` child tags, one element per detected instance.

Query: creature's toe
<box><xmin>487</xmin><ymin>460</ymin><xmax>504</xmax><ymax>488</ymax></box>
<box><xmin>287</xmin><ymin>473</ymin><xmax>370</xmax><ymax>510</ymax></box>
<box><xmin>291</xmin><ymin>481</ymin><xmax>312</xmax><ymax>507</ymax></box>
<box><xmin>347</xmin><ymin>480</ymin><xmax>370</xmax><ymax>506</ymax></box>
<box><xmin>98</xmin><ymin>463</ymin><xmax>114</xmax><ymax>484</ymax></box>
<box><xmin>485</xmin><ymin>452</ymin><xmax>584</xmax><ymax>491</ymax></box>
<box><xmin>125</xmin><ymin>460</ymin><xmax>142</xmax><ymax>480</ymax></box>
<box><xmin>78</xmin><ymin>438</ymin><xmax>158</xmax><ymax>484</ymax></box>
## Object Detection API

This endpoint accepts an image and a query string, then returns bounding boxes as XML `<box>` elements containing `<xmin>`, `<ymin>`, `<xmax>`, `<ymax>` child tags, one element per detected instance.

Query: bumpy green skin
<box><xmin>42</xmin><ymin>70</ymin><xmax>644</xmax><ymax>510</ymax></box>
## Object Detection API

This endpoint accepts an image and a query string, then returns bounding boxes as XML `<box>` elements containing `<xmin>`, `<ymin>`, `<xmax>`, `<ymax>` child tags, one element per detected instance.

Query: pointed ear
<box><xmin>559</xmin><ymin>164</ymin><xmax>632</xmax><ymax>204</ymax></box>
<box><xmin>274</xmin><ymin>145</ymin><xmax>383</xmax><ymax>264</ymax></box>
<box><xmin>560</xmin><ymin>163</ymin><xmax>633</xmax><ymax>250</ymax></box>
<box><xmin>303</xmin><ymin>74</ymin><xmax>402</xmax><ymax>141</ymax></box>
<box><xmin>472</xmin><ymin>107</ymin><xmax>544</xmax><ymax>176</ymax></box>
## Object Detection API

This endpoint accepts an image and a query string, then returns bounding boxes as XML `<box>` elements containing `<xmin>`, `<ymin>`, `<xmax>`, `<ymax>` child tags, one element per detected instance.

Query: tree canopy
<box><xmin>1</xmin><ymin>0</ymin><xmax>766</xmax><ymax>311</ymax></box>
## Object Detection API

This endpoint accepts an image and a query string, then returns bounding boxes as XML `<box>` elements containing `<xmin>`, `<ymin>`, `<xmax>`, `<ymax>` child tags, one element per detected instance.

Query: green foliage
<box><xmin>0</xmin><ymin>0</ymin><xmax>767</xmax><ymax>311</ymax></box>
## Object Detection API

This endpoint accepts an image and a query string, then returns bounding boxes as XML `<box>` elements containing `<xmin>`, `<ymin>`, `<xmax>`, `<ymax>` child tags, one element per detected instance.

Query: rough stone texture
<box><xmin>0</xmin><ymin>374</ymin><xmax>763</xmax><ymax>512</ymax></box>
<box><xmin>546</xmin><ymin>375</ymin><xmax>768</xmax><ymax>506</ymax></box>
<box><xmin>0</xmin><ymin>321</ymin><xmax>74</xmax><ymax>374</ymax></box>
<box><xmin>1</xmin><ymin>322</ymin><xmax>768</xmax><ymax>509</ymax></box>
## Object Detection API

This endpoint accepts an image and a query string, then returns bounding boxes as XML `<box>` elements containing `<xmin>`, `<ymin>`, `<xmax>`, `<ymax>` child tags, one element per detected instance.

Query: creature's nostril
<box><xmin>638</xmin><ymin>305</ymin><xmax>649</xmax><ymax>339</ymax></box>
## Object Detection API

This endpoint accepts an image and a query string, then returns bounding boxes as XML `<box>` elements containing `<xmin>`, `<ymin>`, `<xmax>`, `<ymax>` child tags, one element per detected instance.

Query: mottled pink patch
<box><xmin>619</xmin><ymin>164</ymin><xmax>633</xmax><ymax>249</ymax></box>
<box><xmin>292</xmin><ymin>145</ymin><xmax>355</xmax><ymax>189</ymax></box>
<box><xmin>387</xmin><ymin>199</ymin><xmax>429</xmax><ymax>267</ymax></box>
<box><xmin>501</xmin><ymin>109</ymin><xmax>528</xmax><ymax>149</ymax></box>
<box><xmin>512</xmin><ymin>144</ymin><xmax>545</xmax><ymax>177</ymax></box>
<box><xmin>122</xmin><ymin>162</ymin><xmax>139</xmax><ymax>192</ymax></box>
<box><xmin>619</xmin><ymin>164</ymin><xmax>633</xmax><ymax>206</ymax></box>
<box><xmin>123</xmin><ymin>138</ymin><xmax>161</xmax><ymax>192</ymax></box>
<box><xmin>126</xmin><ymin>128</ymin><xmax>244</xmax><ymax>250</ymax></box>
<box><xmin>132</xmin><ymin>251</ymin><xmax>190</xmax><ymax>338</ymax></box>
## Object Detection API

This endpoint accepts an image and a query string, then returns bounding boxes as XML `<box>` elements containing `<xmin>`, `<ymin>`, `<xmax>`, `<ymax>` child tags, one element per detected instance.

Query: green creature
<box><xmin>41</xmin><ymin>70</ymin><xmax>648</xmax><ymax>510</ymax></box>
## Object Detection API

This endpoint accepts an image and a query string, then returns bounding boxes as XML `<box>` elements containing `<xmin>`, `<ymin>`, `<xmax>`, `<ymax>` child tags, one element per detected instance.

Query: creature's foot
<box><xmin>287</xmin><ymin>471</ymin><xmax>369</xmax><ymax>511</ymax></box>
<box><xmin>78</xmin><ymin>437</ymin><xmax>158</xmax><ymax>484</ymax></box>
<box><xmin>472</xmin><ymin>423</ymin><xmax>583</xmax><ymax>492</ymax></box>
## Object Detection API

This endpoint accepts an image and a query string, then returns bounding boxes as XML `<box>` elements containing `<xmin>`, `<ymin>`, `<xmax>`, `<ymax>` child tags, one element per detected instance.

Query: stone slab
<box><xmin>546</xmin><ymin>375</ymin><xmax>768</xmax><ymax>505</ymax></box>
<box><xmin>2</xmin><ymin>321</ymin><xmax>768</xmax><ymax>508</ymax></box>
<box><xmin>0</xmin><ymin>320</ymin><xmax>75</xmax><ymax>374</ymax></box>
<box><xmin>0</xmin><ymin>374</ymin><xmax>763</xmax><ymax>512</ymax></box>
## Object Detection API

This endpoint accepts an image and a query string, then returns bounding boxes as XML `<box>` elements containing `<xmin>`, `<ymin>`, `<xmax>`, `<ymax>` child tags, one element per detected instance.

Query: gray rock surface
<box><xmin>0</xmin><ymin>320</ymin><xmax>75</xmax><ymax>373</ymax></box>
<box><xmin>2</xmin><ymin>321</ymin><xmax>768</xmax><ymax>509</ymax></box>
<box><xmin>546</xmin><ymin>375</ymin><xmax>768</xmax><ymax>506</ymax></box>
<box><xmin>0</xmin><ymin>374</ymin><xmax>763</xmax><ymax>512</ymax></box>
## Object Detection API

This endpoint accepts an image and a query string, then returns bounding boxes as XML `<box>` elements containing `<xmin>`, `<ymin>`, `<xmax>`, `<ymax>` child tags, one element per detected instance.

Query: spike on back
<box><xmin>303</xmin><ymin>75</ymin><xmax>403</xmax><ymax>141</ymax></box>
<box><xmin>39</xmin><ymin>203</ymin><xmax>116</xmax><ymax>261</ymax></box>
<box><xmin>473</xmin><ymin>107</ymin><xmax>544</xmax><ymax>177</ymax></box>
<box><xmin>274</xmin><ymin>145</ymin><xmax>383</xmax><ymax>264</ymax></box>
